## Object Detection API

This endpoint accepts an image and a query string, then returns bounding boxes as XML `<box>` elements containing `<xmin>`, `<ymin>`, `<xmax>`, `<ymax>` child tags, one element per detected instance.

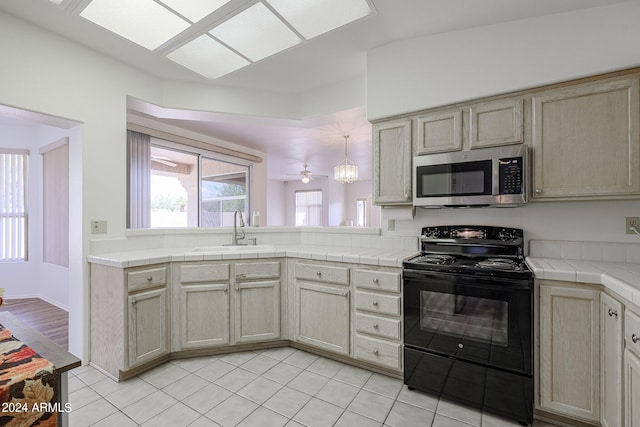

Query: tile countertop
<box><xmin>88</xmin><ymin>245</ymin><xmax>419</xmax><ymax>269</ymax></box>
<box><xmin>526</xmin><ymin>257</ymin><xmax>640</xmax><ymax>307</ymax></box>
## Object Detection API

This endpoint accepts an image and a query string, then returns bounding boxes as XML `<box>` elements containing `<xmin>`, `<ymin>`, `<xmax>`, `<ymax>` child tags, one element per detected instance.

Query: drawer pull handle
<box><xmin>373</xmin><ymin>324</ymin><xmax>379</xmax><ymax>329</ymax></box>
<box><xmin>633</xmin><ymin>334</ymin><xmax>639</xmax><ymax>344</ymax></box>
<box><xmin>608</xmin><ymin>309</ymin><xmax>618</xmax><ymax>317</ymax></box>
<box><xmin>132</xmin><ymin>298</ymin><xmax>137</xmax><ymax>305</ymax></box>
<box><xmin>535</xmin><ymin>189</ymin><xmax>542</xmax><ymax>194</ymax></box>
<box><xmin>224</xmin><ymin>288</ymin><xmax>228</xmax><ymax>293</ymax></box>
<box><xmin>372</xmin><ymin>301</ymin><xmax>379</xmax><ymax>306</ymax></box>
<box><xmin>373</xmin><ymin>350</ymin><xmax>379</xmax><ymax>356</ymax></box>
<box><xmin>146</xmin><ymin>276</ymin><xmax>153</xmax><ymax>282</ymax></box>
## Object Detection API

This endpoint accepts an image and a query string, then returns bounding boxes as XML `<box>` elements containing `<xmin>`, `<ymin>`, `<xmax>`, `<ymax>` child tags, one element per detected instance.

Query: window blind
<box><xmin>0</xmin><ymin>150</ymin><xmax>29</xmax><ymax>262</ymax></box>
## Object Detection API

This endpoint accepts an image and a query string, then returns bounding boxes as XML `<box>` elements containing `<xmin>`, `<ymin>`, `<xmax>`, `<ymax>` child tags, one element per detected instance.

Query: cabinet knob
<box><xmin>404</xmin><ymin>193</ymin><xmax>409</xmax><ymax>200</ymax></box>
<box><xmin>373</xmin><ymin>278</ymin><xmax>379</xmax><ymax>284</ymax></box>
<box><xmin>372</xmin><ymin>301</ymin><xmax>379</xmax><ymax>306</ymax></box>
<box><xmin>608</xmin><ymin>309</ymin><xmax>618</xmax><ymax>318</ymax></box>
<box><xmin>373</xmin><ymin>350</ymin><xmax>379</xmax><ymax>356</ymax></box>
<box><xmin>146</xmin><ymin>276</ymin><xmax>153</xmax><ymax>282</ymax></box>
<box><xmin>342</xmin><ymin>292</ymin><xmax>348</xmax><ymax>297</ymax></box>
<box><xmin>316</xmin><ymin>271</ymin><xmax>322</xmax><ymax>277</ymax></box>
<box><xmin>224</xmin><ymin>288</ymin><xmax>228</xmax><ymax>293</ymax></box>
<box><xmin>633</xmin><ymin>334</ymin><xmax>639</xmax><ymax>344</ymax></box>
<box><xmin>131</xmin><ymin>298</ymin><xmax>137</xmax><ymax>305</ymax></box>
<box><xmin>535</xmin><ymin>189</ymin><xmax>542</xmax><ymax>194</ymax></box>
<box><xmin>373</xmin><ymin>323</ymin><xmax>379</xmax><ymax>329</ymax></box>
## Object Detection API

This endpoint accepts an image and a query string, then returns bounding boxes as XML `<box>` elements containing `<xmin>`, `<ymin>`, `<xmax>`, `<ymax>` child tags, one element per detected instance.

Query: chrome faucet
<box><xmin>232</xmin><ymin>209</ymin><xmax>246</xmax><ymax>245</ymax></box>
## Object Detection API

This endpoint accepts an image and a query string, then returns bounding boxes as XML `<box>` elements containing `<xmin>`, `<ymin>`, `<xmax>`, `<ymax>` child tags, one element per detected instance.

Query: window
<box><xmin>128</xmin><ymin>130</ymin><xmax>251</xmax><ymax>228</ymax></box>
<box><xmin>295</xmin><ymin>190</ymin><xmax>322</xmax><ymax>226</ymax></box>
<box><xmin>1</xmin><ymin>150</ymin><xmax>28</xmax><ymax>262</ymax></box>
<box><xmin>356</xmin><ymin>198</ymin><xmax>367</xmax><ymax>227</ymax></box>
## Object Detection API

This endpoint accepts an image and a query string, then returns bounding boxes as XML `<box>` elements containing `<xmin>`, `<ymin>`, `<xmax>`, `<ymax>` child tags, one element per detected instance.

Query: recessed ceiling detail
<box><xmin>79</xmin><ymin>0</ymin><xmax>190</xmax><ymax>50</ymax></box>
<box><xmin>76</xmin><ymin>0</ymin><xmax>373</xmax><ymax>79</ymax></box>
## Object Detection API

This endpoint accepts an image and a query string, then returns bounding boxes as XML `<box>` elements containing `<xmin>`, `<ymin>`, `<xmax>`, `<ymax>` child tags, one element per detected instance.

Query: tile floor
<box><xmin>68</xmin><ymin>348</ymin><xmax>558</xmax><ymax>427</ymax></box>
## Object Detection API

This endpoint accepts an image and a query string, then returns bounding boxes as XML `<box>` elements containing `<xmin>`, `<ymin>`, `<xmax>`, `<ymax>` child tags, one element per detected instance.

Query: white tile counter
<box><xmin>526</xmin><ymin>257</ymin><xmax>640</xmax><ymax>307</ymax></box>
<box><xmin>88</xmin><ymin>244</ymin><xmax>418</xmax><ymax>269</ymax></box>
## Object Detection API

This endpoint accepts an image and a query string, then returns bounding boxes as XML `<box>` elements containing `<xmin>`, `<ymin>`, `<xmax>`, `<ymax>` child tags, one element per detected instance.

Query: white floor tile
<box><xmin>292</xmin><ymin>397</ymin><xmax>343</xmax><ymax>427</ymax></box>
<box><xmin>263</xmin><ymin>386</ymin><xmax>312</xmax><ymax>419</ymax></box>
<box><xmin>333</xmin><ymin>364</ymin><xmax>372</xmax><ymax>388</ymax></box>
<box><xmin>262</xmin><ymin>362</ymin><xmax>303</xmax><ymax>385</ymax></box>
<box><xmin>68</xmin><ymin>397</ymin><xmax>119</xmax><ymax>426</ymax></box>
<box><xmin>236</xmin><ymin>406</ymin><xmax>289</xmax><ymax>427</ymax></box>
<box><xmin>396</xmin><ymin>386</ymin><xmax>439</xmax><ymax>411</ymax></box>
<box><xmin>363</xmin><ymin>373</ymin><xmax>403</xmax><ymax>399</ymax></box>
<box><xmin>436</xmin><ymin>399</ymin><xmax>482</xmax><ymax>426</ymax></box>
<box><xmin>348</xmin><ymin>389</ymin><xmax>395</xmax><ymax>423</ymax></box>
<box><xmin>385</xmin><ymin>400</ymin><xmax>435</xmax><ymax>427</ymax></box>
<box><xmin>241</xmin><ymin>354</ymin><xmax>280</xmax><ymax>375</ymax></box>
<box><xmin>101</xmin><ymin>378</ymin><xmax>158</xmax><ymax>409</ymax></box>
<box><xmin>214</xmin><ymin>368</ymin><xmax>259</xmax><ymax>393</ymax></box>
<box><xmin>237</xmin><ymin>376</ymin><xmax>283</xmax><ymax>405</ymax></box>
<box><xmin>433</xmin><ymin>413</ymin><xmax>477</xmax><ymax>427</ymax></box>
<box><xmin>287</xmin><ymin>370</ymin><xmax>329</xmax><ymax>395</ymax></box>
<box><xmin>315</xmin><ymin>379</ymin><xmax>360</xmax><ymax>408</ymax></box>
<box><xmin>205</xmin><ymin>394</ymin><xmax>258</xmax><ymax>427</ymax></box>
<box><xmin>306</xmin><ymin>357</ymin><xmax>344</xmax><ymax>378</ymax></box>
<box><xmin>194</xmin><ymin>360</ymin><xmax>237</xmax><ymax>382</ymax></box>
<box><xmin>220</xmin><ymin>351</ymin><xmax>258</xmax><ymax>367</ymax></box>
<box><xmin>163</xmin><ymin>373</ymin><xmax>210</xmax><ymax>400</ymax></box>
<box><xmin>142</xmin><ymin>402</ymin><xmax>201</xmax><ymax>427</ymax></box>
<box><xmin>182</xmin><ymin>383</ymin><xmax>232</xmax><ymax>414</ymax></box>
<box><xmin>334</xmin><ymin>410</ymin><xmax>383</xmax><ymax>427</ymax></box>
<box><xmin>121</xmin><ymin>390</ymin><xmax>178</xmax><ymax>424</ymax></box>
<box><xmin>69</xmin><ymin>386</ymin><xmax>101</xmax><ymax>409</ymax></box>
<box><xmin>282</xmin><ymin>349</ymin><xmax>319</xmax><ymax>369</ymax></box>
<box><xmin>142</xmin><ymin>363</ymin><xmax>190</xmax><ymax>388</ymax></box>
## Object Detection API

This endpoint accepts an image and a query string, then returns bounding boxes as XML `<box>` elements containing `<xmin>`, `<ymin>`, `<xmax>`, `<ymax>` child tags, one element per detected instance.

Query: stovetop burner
<box><xmin>475</xmin><ymin>258</ymin><xmax>521</xmax><ymax>271</ymax></box>
<box><xmin>413</xmin><ymin>254</ymin><xmax>456</xmax><ymax>265</ymax></box>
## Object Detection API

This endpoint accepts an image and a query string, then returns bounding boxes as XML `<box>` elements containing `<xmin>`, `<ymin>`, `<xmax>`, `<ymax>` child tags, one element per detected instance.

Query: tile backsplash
<box><xmin>529</xmin><ymin>240</ymin><xmax>640</xmax><ymax>263</ymax></box>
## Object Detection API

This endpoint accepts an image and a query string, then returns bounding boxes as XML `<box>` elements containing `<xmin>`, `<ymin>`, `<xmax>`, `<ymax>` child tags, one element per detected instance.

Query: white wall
<box><xmin>367</xmin><ymin>1</ymin><xmax>640</xmax><ymax>120</ymax></box>
<box><xmin>266</xmin><ymin>180</ymin><xmax>286</xmax><ymax>226</ymax></box>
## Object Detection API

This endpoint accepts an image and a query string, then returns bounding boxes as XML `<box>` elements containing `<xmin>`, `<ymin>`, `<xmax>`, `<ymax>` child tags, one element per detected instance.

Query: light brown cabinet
<box><xmin>469</xmin><ymin>98</ymin><xmax>523</xmax><ymax>149</ymax></box>
<box><xmin>175</xmin><ymin>261</ymin><xmax>281</xmax><ymax>351</ymax></box>
<box><xmin>90</xmin><ymin>263</ymin><xmax>170</xmax><ymax>380</ymax></box>
<box><xmin>624</xmin><ymin>349</ymin><xmax>640</xmax><ymax>427</ymax></box>
<box><xmin>601</xmin><ymin>292</ymin><xmax>623</xmax><ymax>427</ymax></box>
<box><xmin>415</xmin><ymin>110</ymin><xmax>462</xmax><ymax>154</ymax></box>
<box><xmin>294</xmin><ymin>261</ymin><xmax>350</xmax><ymax>355</ymax></box>
<box><xmin>372</xmin><ymin>118</ymin><xmax>412</xmax><ymax>205</ymax></box>
<box><xmin>539</xmin><ymin>282</ymin><xmax>600</xmax><ymax>423</ymax></box>
<box><xmin>531</xmin><ymin>77</ymin><xmax>640</xmax><ymax>200</ymax></box>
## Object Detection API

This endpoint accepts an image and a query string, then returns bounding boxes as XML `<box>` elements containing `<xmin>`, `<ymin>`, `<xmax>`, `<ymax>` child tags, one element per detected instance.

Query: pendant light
<box><xmin>334</xmin><ymin>135</ymin><xmax>358</xmax><ymax>184</ymax></box>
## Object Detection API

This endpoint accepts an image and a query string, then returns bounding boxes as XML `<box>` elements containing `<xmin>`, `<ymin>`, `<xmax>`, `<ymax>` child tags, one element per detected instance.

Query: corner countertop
<box><xmin>526</xmin><ymin>257</ymin><xmax>640</xmax><ymax>306</ymax></box>
<box><xmin>88</xmin><ymin>245</ymin><xmax>419</xmax><ymax>269</ymax></box>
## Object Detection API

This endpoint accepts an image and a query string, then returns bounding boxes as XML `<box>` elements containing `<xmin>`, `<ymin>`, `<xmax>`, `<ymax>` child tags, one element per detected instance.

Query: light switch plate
<box><xmin>91</xmin><ymin>220</ymin><xmax>107</xmax><ymax>234</ymax></box>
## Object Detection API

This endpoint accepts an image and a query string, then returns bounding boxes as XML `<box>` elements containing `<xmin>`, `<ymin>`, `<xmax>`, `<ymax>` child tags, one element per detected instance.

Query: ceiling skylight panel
<box><xmin>166</xmin><ymin>35</ymin><xmax>250</xmax><ymax>79</ymax></box>
<box><xmin>80</xmin><ymin>0</ymin><xmax>190</xmax><ymax>50</ymax></box>
<box><xmin>159</xmin><ymin>0</ymin><xmax>232</xmax><ymax>23</ymax></box>
<box><xmin>209</xmin><ymin>2</ymin><xmax>301</xmax><ymax>62</ymax></box>
<box><xmin>266</xmin><ymin>0</ymin><xmax>372</xmax><ymax>40</ymax></box>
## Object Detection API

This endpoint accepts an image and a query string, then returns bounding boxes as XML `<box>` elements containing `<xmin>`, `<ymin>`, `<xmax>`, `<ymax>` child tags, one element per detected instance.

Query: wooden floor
<box><xmin>0</xmin><ymin>298</ymin><xmax>69</xmax><ymax>349</ymax></box>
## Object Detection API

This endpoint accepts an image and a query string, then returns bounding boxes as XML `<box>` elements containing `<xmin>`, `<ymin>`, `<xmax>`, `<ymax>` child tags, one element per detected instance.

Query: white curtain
<box><xmin>295</xmin><ymin>190</ymin><xmax>322</xmax><ymax>226</ymax></box>
<box><xmin>0</xmin><ymin>149</ymin><xmax>29</xmax><ymax>262</ymax></box>
<box><xmin>127</xmin><ymin>131</ymin><xmax>150</xmax><ymax>228</ymax></box>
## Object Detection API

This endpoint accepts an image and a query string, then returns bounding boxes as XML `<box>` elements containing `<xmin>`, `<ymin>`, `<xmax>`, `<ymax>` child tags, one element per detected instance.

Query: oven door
<box><xmin>403</xmin><ymin>269</ymin><xmax>532</xmax><ymax>375</ymax></box>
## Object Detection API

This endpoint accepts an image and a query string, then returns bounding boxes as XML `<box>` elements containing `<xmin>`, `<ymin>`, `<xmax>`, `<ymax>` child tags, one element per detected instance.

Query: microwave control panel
<box><xmin>498</xmin><ymin>157</ymin><xmax>523</xmax><ymax>195</ymax></box>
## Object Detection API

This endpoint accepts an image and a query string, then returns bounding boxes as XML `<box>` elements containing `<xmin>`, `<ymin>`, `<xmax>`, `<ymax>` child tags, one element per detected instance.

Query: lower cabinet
<box><xmin>176</xmin><ymin>261</ymin><xmax>282</xmax><ymax>350</ymax></box>
<box><xmin>128</xmin><ymin>288</ymin><xmax>169</xmax><ymax>367</ymax></box>
<box><xmin>601</xmin><ymin>292</ymin><xmax>623</xmax><ymax>427</ymax></box>
<box><xmin>295</xmin><ymin>281</ymin><xmax>350</xmax><ymax>355</ymax></box>
<box><xmin>539</xmin><ymin>282</ymin><xmax>601</xmax><ymax>423</ymax></box>
<box><xmin>625</xmin><ymin>349</ymin><xmax>640</xmax><ymax>427</ymax></box>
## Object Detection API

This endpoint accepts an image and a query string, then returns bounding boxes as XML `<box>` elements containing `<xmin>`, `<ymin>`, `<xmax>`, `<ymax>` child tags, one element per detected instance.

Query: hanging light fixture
<box><xmin>334</xmin><ymin>135</ymin><xmax>358</xmax><ymax>184</ymax></box>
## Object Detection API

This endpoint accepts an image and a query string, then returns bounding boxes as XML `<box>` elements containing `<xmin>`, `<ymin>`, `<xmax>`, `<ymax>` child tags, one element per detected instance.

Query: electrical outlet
<box><xmin>91</xmin><ymin>220</ymin><xmax>107</xmax><ymax>234</ymax></box>
<box><xmin>626</xmin><ymin>217</ymin><xmax>640</xmax><ymax>234</ymax></box>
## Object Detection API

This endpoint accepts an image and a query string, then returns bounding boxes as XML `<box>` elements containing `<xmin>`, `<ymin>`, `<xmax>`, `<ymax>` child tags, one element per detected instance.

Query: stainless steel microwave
<box><xmin>413</xmin><ymin>145</ymin><xmax>527</xmax><ymax>208</ymax></box>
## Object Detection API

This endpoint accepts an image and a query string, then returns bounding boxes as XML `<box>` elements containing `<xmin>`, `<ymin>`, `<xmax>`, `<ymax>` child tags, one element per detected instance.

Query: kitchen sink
<box><xmin>189</xmin><ymin>244</ymin><xmax>275</xmax><ymax>252</ymax></box>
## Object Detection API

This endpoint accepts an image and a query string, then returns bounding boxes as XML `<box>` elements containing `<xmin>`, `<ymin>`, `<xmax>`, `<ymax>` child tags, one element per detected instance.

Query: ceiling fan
<box><xmin>151</xmin><ymin>155</ymin><xmax>177</xmax><ymax>167</ymax></box>
<box><xmin>287</xmin><ymin>164</ymin><xmax>328</xmax><ymax>183</ymax></box>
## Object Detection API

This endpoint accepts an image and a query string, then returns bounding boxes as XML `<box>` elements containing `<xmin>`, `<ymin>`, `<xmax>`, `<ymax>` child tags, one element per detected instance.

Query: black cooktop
<box><xmin>403</xmin><ymin>225</ymin><xmax>532</xmax><ymax>280</ymax></box>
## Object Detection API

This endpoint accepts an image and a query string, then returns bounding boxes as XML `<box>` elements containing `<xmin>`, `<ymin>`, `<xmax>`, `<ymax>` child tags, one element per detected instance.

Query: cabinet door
<box><xmin>415</xmin><ymin>110</ymin><xmax>462</xmax><ymax>154</ymax></box>
<box><xmin>601</xmin><ymin>293</ymin><xmax>623</xmax><ymax>427</ymax></box>
<box><xmin>373</xmin><ymin>118</ymin><xmax>412</xmax><ymax>205</ymax></box>
<box><xmin>540</xmin><ymin>285</ymin><xmax>600</xmax><ymax>422</ymax></box>
<box><xmin>295</xmin><ymin>282</ymin><xmax>350</xmax><ymax>355</ymax></box>
<box><xmin>128</xmin><ymin>288</ymin><xmax>168</xmax><ymax>367</ymax></box>
<box><xmin>234</xmin><ymin>280</ymin><xmax>280</xmax><ymax>343</ymax></box>
<box><xmin>625</xmin><ymin>349</ymin><xmax>640</xmax><ymax>427</ymax></box>
<box><xmin>532</xmin><ymin>78</ymin><xmax>640</xmax><ymax>199</ymax></box>
<box><xmin>180</xmin><ymin>284</ymin><xmax>229</xmax><ymax>349</ymax></box>
<box><xmin>469</xmin><ymin>98</ymin><xmax>523</xmax><ymax>148</ymax></box>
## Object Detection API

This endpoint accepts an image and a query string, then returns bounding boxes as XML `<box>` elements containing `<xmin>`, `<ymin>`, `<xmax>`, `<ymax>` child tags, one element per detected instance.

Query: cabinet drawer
<box><xmin>355</xmin><ymin>291</ymin><xmax>401</xmax><ymax>316</ymax></box>
<box><xmin>235</xmin><ymin>261</ymin><xmax>280</xmax><ymax>281</ymax></box>
<box><xmin>355</xmin><ymin>313</ymin><xmax>401</xmax><ymax>340</ymax></box>
<box><xmin>354</xmin><ymin>269</ymin><xmax>400</xmax><ymax>293</ymax></box>
<box><xmin>626</xmin><ymin>310</ymin><xmax>640</xmax><ymax>357</ymax></box>
<box><xmin>180</xmin><ymin>263</ymin><xmax>230</xmax><ymax>284</ymax></box>
<box><xmin>127</xmin><ymin>266</ymin><xmax>167</xmax><ymax>292</ymax></box>
<box><xmin>355</xmin><ymin>334</ymin><xmax>402</xmax><ymax>370</ymax></box>
<box><xmin>296</xmin><ymin>262</ymin><xmax>349</xmax><ymax>285</ymax></box>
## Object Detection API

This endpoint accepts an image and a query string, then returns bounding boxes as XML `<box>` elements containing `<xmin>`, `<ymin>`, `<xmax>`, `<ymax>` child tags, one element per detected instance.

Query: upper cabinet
<box><xmin>415</xmin><ymin>110</ymin><xmax>462</xmax><ymax>154</ymax></box>
<box><xmin>469</xmin><ymin>98</ymin><xmax>523</xmax><ymax>149</ymax></box>
<box><xmin>373</xmin><ymin>118</ymin><xmax>412</xmax><ymax>205</ymax></box>
<box><xmin>531</xmin><ymin>77</ymin><xmax>640</xmax><ymax>200</ymax></box>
